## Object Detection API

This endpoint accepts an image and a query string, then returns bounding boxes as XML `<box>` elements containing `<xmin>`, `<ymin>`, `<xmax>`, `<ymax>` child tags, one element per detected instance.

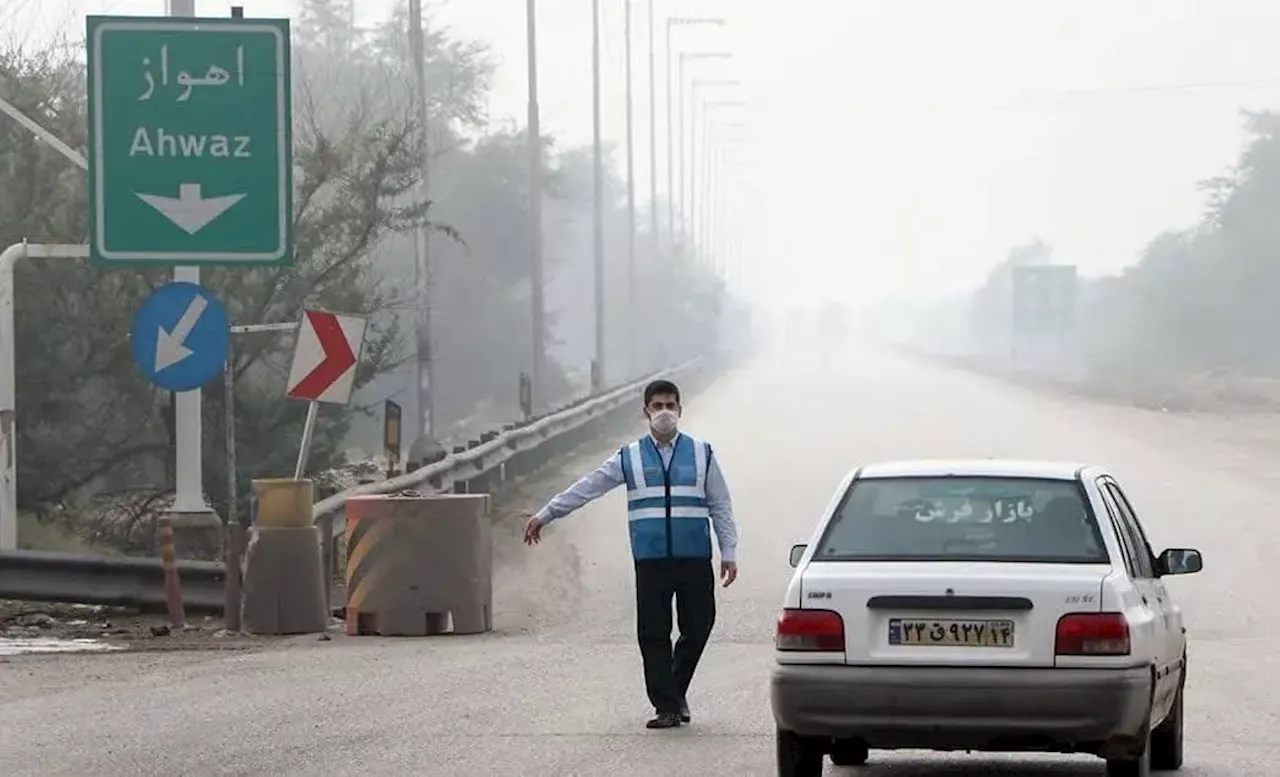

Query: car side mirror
<box><xmin>789</xmin><ymin>544</ymin><xmax>807</xmax><ymax>568</ymax></box>
<box><xmin>1156</xmin><ymin>548</ymin><xmax>1203</xmax><ymax>576</ymax></box>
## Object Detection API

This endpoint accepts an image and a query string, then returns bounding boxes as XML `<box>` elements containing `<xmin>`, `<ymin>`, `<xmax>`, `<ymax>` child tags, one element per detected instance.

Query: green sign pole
<box><xmin>87</xmin><ymin>15</ymin><xmax>293</xmax><ymax>267</ymax></box>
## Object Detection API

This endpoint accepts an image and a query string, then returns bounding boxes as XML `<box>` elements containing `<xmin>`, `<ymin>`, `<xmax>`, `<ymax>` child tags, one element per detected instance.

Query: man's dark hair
<box><xmin>643</xmin><ymin>379</ymin><xmax>681</xmax><ymax>406</ymax></box>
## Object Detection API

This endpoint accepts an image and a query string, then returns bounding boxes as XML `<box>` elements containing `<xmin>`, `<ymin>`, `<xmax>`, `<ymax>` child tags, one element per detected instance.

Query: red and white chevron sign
<box><xmin>285</xmin><ymin>310</ymin><xmax>368</xmax><ymax>404</ymax></box>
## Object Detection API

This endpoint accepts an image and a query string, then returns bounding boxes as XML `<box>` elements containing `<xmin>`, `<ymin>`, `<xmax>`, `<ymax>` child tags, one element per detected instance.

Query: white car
<box><xmin>771</xmin><ymin>459</ymin><xmax>1202</xmax><ymax>777</ymax></box>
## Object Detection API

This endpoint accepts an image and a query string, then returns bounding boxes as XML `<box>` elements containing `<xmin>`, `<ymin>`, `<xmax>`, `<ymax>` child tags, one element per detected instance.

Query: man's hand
<box><xmin>720</xmin><ymin>560</ymin><xmax>738</xmax><ymax>588</ymax></box>
<box><xmin>522</xmin><ymin>513</ymin><xmax>545</xmax><ymax>546</ymax></box>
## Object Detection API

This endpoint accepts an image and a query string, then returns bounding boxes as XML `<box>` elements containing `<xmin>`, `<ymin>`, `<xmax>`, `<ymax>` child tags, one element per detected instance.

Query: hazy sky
<box><xmin>12</xmin><ymin>0</ymin><xmax>1280</xmax><ymax>307</ymax></box>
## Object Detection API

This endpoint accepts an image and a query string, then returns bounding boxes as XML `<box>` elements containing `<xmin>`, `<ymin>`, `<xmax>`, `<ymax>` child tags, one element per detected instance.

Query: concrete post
<box><xmin>240</xmin><ymin>478</ymin><xmax>328</xmax><ymax>635</ymax></box>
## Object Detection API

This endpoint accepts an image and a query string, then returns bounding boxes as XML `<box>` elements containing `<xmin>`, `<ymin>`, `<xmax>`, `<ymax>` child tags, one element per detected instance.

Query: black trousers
<box><xmin>635</xmin><ymin>557</ymin><xmax>717</xmax><ymax>714</ymax></box>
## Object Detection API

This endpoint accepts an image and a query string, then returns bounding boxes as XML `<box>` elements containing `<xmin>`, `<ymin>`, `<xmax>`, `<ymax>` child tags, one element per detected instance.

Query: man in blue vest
<box><xmin>523</xmin><ymin>378</ymin><xmax>739</xmax><ymax>729</ymax></box>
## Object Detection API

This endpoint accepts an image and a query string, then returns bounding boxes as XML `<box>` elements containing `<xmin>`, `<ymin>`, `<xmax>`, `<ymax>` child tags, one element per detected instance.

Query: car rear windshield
<box><xmin>813</xmin><ymin>476</ymin><xmax>1108</xmax><ymax>563</ymax></box>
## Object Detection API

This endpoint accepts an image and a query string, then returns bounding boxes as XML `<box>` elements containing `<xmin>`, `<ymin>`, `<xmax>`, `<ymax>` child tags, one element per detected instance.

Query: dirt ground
<box><xmin>0</xmin><ymin>602</ymin><xmax>267</xmax><ymax>655</ymax></box>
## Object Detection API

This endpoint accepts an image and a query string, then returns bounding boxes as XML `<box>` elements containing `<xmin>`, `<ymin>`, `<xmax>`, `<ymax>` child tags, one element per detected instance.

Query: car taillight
<box><xmin>1055</xmin><ymin>612</ymin><xmax>1131</xmax><ymax>656</ymax></box>
<box><xmin>776</xmin><ymin>608</ymin><xmax>845</xmax><ymax>651</ymax></box>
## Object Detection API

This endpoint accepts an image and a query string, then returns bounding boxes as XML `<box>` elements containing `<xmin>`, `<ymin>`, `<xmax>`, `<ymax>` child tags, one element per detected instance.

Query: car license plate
<box><xmin>888</xmin><ymin>618</ymin><xmax>1015</xmax><ymax>648</ymax></box>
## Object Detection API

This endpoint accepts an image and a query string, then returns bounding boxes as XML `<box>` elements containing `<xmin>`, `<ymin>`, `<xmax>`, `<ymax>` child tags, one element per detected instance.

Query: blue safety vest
<box><xmin>619</xmin><ymin>433</ymin><xmax>713</xmax><ymax>561</ymax></box>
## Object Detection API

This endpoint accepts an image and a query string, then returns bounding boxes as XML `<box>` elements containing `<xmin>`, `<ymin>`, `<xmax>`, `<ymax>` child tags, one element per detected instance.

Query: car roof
<box><xmin>855</xmin><ymin>459</ymin><xmax>1093</xmax><ymax>481</ymax></box>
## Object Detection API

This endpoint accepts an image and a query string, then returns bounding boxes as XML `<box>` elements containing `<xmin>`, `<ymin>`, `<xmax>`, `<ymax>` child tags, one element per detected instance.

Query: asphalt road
<box><xmin>2</xmin><ymin>344</ymin><xmax>1275</xmax><ymax>775</ymax></box>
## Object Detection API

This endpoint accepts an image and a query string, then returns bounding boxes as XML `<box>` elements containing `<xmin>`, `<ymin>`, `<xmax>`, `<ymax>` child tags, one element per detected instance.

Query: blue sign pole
<box><xmin>131</xmin><ymin>281</ymin><xmax>231</xmax><ymax>392</ymax></box>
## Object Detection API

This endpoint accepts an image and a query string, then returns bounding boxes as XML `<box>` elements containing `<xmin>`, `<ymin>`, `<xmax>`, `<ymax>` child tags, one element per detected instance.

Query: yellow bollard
<box><xmin>253</xmin><ymin>478</ymin><xmax>315</xmax><ymax>528</ymax></box>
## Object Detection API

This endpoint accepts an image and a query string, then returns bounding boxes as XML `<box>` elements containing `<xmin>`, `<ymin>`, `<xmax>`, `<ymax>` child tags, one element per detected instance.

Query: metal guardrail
<box><xmin>0</xmin><ymin>358</ymin><xmax>705</xmax><ymax>611</ymax></box>
<box><xmin>0</xmin><ymin>549</ymin><xmax>224</xmax><ymax>613</ymax></box>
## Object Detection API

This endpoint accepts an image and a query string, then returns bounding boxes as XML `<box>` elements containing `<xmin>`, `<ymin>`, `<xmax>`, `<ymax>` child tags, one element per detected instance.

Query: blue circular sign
<box><xmin>130</xmin><ymin>281</ymin><xmax>231</xmax><ymax>392</ymax></box>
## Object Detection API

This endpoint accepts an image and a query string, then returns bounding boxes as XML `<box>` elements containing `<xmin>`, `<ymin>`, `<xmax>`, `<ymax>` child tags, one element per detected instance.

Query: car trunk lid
<box><xmin>802</xmin><ymin>561</ymin><xmax>1110</xmax><ymax>667</ymax></box>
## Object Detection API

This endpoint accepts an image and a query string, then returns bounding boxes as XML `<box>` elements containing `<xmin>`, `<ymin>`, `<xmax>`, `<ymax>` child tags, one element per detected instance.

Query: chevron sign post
<box><xmin>286</xmin><ymin>309</ymin><xmax>368</xmax><ymax>478</ymax></box>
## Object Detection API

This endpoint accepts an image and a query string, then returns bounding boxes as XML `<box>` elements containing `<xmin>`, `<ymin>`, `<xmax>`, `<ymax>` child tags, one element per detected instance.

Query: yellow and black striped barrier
<box><xmin>344</xmin><ymin>505</ymin><xmax>395</xmax><ymax>634</ymax></box>
<box><xmin>344</xmin><ymin>494</ymin><xmax>493</xmax><ymax>637</ymax></box>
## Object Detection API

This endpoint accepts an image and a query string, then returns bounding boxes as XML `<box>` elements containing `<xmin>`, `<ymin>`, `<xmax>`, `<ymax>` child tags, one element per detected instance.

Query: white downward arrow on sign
<box><xmin>136</xmin><ymin>183</ymin><xmax>245</xmax><ymax>235</ymax></box>
<box><xmin>155</xmin><ymin>294</ymin><xmax>209</xmax><ymax>372</ymax></box>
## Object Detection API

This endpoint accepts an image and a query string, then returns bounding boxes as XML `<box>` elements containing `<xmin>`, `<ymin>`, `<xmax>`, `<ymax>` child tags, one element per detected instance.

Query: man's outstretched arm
<box><xmin>704</xmin><ymin>449</ymin><xmax>739</xmax><ymax>567</ymax></box>
<box><xmin>534</xmin><ymin>453</ymin><xmax>626</xmax><ymax>526</ymax></box>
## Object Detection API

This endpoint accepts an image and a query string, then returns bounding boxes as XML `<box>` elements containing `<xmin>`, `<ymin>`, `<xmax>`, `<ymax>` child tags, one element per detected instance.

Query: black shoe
<box><xmin>646</xmin><ymin>712</ymin><xmax>683</xmax><ymax>729</ymax></box>
<box><xmin>678</xmin><ymin>699</ymin><xmax>691</xmax><ymax>723</ymax></box>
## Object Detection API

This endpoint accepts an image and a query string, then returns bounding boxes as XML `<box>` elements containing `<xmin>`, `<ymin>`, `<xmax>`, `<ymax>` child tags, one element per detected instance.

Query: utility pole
<box><xmin>647</xmin><ymin>1</ymin><xmax>659</xmax><ymax>263</ymax></box>
<box><xmin>591</xmin><ymin>0</ymin><xmax>606</xmax><ymax>388</ymax></box>
<box><xmin>526</xmin><ymin>0</ymin><xmax>546</xmax><ymax>409</ymax></box>
<box><xmin>625</xmin><ymin>0</ymin><xmax>637</xmax><ymax>378</ymax></box>
<box><xmin>407</xmin><ymin>0</ymin><xmax>437</xmax><ymax>450</ymax></box>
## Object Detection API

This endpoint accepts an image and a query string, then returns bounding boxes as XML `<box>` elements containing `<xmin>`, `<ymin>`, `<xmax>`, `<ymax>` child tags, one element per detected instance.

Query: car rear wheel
<box><xmin>829</xmin><ymin>738</ymin><xmax>869</xmax><ymax>766</ymax></box>
<box><xmin>776</xmin><ymin>728</ymin><xmax>824</xmax><ymax>777</ymax></box>
<box><xmin>1105</xmin><ymin>732</ymin><xmax>1152</xmax><ymax>777</ymax></box>
<box><xmin>1151</xmin><ymin>681</ymin><xmax>1185</xmax><ymax>771</ymax></box>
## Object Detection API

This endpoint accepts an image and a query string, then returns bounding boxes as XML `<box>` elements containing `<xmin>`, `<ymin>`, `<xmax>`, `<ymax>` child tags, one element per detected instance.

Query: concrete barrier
<box><xmin>344</xmin><ymin>493</ymin><xmax>491</xmax><ymax>636</ymax></box>
<box><xmin>240</xmin><ymin>479</ymin><xmax>328</xmax><ymax>635</ymax></box>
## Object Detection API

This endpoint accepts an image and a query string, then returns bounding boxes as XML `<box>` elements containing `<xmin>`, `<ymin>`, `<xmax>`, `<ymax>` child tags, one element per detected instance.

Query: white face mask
<box><xmin>649</xmin><ymin>409</ymin><xmax>679</xmax><ymax>436</ymax></box>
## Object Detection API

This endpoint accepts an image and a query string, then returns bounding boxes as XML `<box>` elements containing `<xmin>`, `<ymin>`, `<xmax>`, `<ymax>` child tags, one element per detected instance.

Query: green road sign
<box><xmin>87</xmin><ymin>16</ymin><xmax>293</xmax><ymax>267</ymax></box>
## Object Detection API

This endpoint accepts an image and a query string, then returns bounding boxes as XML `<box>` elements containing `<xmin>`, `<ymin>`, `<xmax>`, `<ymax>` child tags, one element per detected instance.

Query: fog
<box><xmin>23</xmin><ymin>0</ymin><xmax>1280</xmax><ymax>305</ymax></box>
<box><xmin>5</xmin><ymin>0</ymin><xmax>1280</xmax><ymax>546</ymax></box>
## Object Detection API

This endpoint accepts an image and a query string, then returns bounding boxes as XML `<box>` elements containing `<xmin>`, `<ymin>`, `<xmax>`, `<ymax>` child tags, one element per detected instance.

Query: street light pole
<box><xmin>526</xmin><ymin>0</ymin><xmax>546</xmax><ymax>409</ymax></box>
<box><xmin>712</xmin><ymin>143</ymin><xmax>744</xmax><ymax>270</ymax></box>
<box><xmin>676</xmin><ymin>58</ymin><xmax>732</xmax><ymax>263</ymax></box>
<box><xmin>715</xmin><ymin>144</ymin><xmax>749</xmax><ymax>287</ymax></box>
<box><xmin>662</xmin><ymin>17</ymin><xmax>726</xmax><ymax>259</ymax></box>
<box><xmin>647</xmin><ymin>1</ymin><xmax>658</xmax><ymax>264</ymax></box>
<box><xmin>708</xmin><ymin>142</ymin><xmax>722</xmax><ymax>270</ymax></box>
<box><xmin>711</xmin><ymin>148</ymin><xmax>745</xmax><ymax>276</ymax></box>
<box><xmin>591</xmin><ymin>0</ymin><xmax>606</xmax><ymax>388</ymax></box>
<box><xmin>625</xmin><ymin>0</ymin><xmax>637</xmax><ymax>377</ymax></box>
<box><xmin>688</xmin><ymin>78</ymin><xmax>739</xmax><ymax>264</ymax></box>
<box><xmin>700</xmin><ymin>116</ymin><xmax>747</xmax><ymax>277</ymax></box>
<box><xmin>665</xmin><ymin>19</ymin><xmax>675</xmax><ymax>257</ymax></box>
<box><xmin>676</xmin><ymin>54</ymin><xmax>686</xmax><ymax>253</ymax></box>
<box><xmin>699</xmin><ymin>108</ymin><xmax>713</xmax><ymax>263</ymax></box>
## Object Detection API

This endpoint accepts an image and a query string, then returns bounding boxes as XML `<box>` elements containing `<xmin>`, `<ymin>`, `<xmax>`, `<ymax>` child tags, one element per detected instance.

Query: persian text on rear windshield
<box><xmin>813</xmin><ymin>476</ymin><xmax>1109</xmax><ymax>563</ymax></box>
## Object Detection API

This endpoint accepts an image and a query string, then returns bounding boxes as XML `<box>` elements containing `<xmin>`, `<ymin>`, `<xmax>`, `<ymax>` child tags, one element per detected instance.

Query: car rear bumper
<box><xmin>771</xmin><ymin>662</ymin><xmax>1152</xmax><ymax>753</ymax></box>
